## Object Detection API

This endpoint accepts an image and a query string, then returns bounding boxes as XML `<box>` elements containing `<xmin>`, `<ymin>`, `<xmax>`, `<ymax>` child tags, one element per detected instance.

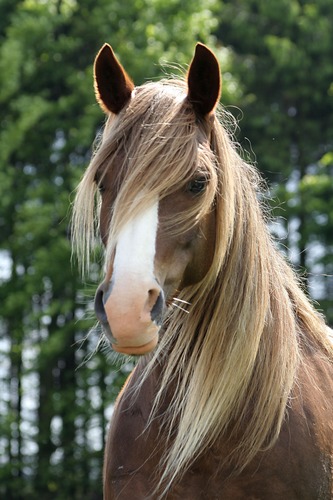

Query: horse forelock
<box><xmin>73</xmin><ymin>78</ymin><xmax>221</xmax><ymax>269</ymax></box>
<box><xmin>72</xmin><ymin>75</ymin><xmax>333</xmax><ymax>495</ymax></box>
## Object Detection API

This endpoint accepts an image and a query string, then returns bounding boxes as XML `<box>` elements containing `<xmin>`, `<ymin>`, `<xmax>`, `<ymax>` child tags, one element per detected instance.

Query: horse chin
<box><xmin>101</xmin><ymin>321</ymin><xmax>160</xmax><ymax>356</ymax></box>
<box><xmin>111</xmin><ymin>336</ymin><xmax>158</xmax><ymax>356</ymax></box>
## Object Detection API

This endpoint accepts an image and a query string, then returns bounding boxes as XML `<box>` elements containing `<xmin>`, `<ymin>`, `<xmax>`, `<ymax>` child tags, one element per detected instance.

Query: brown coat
<box><xmin>104</xmin><ymin>346</ymin><xmax>333</xmax><ymax>499</ymax></box>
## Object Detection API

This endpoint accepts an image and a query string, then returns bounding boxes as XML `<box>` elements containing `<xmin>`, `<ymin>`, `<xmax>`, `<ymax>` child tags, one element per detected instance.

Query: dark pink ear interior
<box><xmin>187</xmin><ymin>43</ymin><xmax>221</xmax><ymax>117</ymax></box>
<box><xmin>94</xmin><ymin>44</ymin><xmax>134</xmax><ymax>114</ymax></box>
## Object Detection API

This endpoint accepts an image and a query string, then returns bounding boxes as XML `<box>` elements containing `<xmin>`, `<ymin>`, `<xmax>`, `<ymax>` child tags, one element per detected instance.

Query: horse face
<box><xmin>93</xmin><ymin>43</ymin><xmax>220</xmax><ymax>355</ymax></box>
<box><xmin>94</xmin><ymin>174</ymin><xmax>216</xmax><ymax>356</ymax></box>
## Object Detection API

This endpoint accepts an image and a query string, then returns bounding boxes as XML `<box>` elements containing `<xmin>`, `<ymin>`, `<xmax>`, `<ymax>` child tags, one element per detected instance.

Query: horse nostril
<box><xmin>151</xmin><ymin>290</ymin><xmax>165</xmax><ymax>326</ymax></box>
<box><xmin>94</xmin><ymin>283</ymin><xmax>118</xmax><ymax>345</ymax></box>
<box><xmin>94</xmin><ymin>286</ymin><xmax>107</xmax><ymax>324</ymax></box>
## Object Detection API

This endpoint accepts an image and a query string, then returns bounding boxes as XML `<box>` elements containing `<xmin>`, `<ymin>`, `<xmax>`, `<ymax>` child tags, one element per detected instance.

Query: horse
<box><xmin>72</xmin><ymin>43</ymin><xmax>333</xmax><ymax>499</ymax></box>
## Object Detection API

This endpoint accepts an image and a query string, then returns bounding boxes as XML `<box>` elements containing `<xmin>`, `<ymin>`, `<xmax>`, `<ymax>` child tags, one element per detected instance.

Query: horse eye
<box><xmin>187</xmin><ymin>177</ymin><xmax>208</xmax><ymax>195</ymax></box>
<box><xmin>98</xmin><ymin>183</ymin><xmax>106</xmax><ymax>194</ymax></box>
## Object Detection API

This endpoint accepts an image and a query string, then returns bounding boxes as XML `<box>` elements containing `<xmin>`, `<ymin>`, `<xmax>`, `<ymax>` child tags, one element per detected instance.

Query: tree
<box><xmin>217</xmin><ymin>0</ymin><xmax>333</xmax><ymax>324</ymax></box>
<box><xmin>0</xmin><ymin>0</ymin><xmax>221</xmax><ymax>497</ymax></box>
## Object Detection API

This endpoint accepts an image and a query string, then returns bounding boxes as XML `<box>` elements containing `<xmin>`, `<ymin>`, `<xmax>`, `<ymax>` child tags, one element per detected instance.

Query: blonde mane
<box><xmin>72</xmin><ymin>77</ymin><xmax>333</xmax><ymax>493</ymax></box>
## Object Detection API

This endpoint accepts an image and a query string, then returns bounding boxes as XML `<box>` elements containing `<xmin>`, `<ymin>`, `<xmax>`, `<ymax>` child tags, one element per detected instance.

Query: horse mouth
<box><xmin>111</xmin><ymin>336</ymin><xmax>159</xmax><ymax>355</ymax></box>
<box><xmin>99</xmin><ymin>315</ymin><xmax>160</xmax><ymax>356</ymax></box>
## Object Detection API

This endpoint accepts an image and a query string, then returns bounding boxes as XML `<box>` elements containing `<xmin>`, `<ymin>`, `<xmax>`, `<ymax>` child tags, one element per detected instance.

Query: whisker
<box><xmin>172</xmin><ymin>302</ymin><xmax>190</xmax><ymax>314</ymax></box>
<box><xmin>73</xmin><ymin>335</ymin><xmax>88</xmax><ymax>350</ymax></box>
<box><xmin>75</xmin><ymin>324</ymin><xmax>105</xmax><ymax>370</ymax></box>
<box><xmin>173</xmin><ymin>297</ymin><xmax>191</xmax><ymax>305</ymax></box>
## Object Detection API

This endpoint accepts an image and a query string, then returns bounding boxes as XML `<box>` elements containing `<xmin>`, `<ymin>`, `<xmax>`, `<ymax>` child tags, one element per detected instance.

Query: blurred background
<box><xmin>0</xmin><ymin>0</ymin><xmax>332</xmax><ymax>498</ymax></box>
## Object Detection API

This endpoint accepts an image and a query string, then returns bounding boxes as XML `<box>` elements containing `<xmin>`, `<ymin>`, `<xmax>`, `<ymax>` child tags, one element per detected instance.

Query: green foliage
<box><xmin>1</xmin><ymin>0</ymin><xmax>332</xmax><ymax>497</ymax></box>
<box><xmin>217</xmin><ymin>0</ymin><xmax>333</xmax><ymax>323</ymax></box>
<box><xmin>0</xmin><ymin>0</ymin><xmax>220</xmax><ymax>497</ymax></box>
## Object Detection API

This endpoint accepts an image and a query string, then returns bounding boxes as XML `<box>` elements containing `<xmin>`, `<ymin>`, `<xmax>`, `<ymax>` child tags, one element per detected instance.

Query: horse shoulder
<box><xmin>231</xmin><ymin>345</ymin><xmax>332</xmax><ymax>499</ymax></box>
<box><xmin>262</xmin><ymin>346</ymin><xmax>333</xmax><ymax>499</ymax></box>
<box><xmin>171</xmin><ymin>346</ymin><xmax>333</xmax><ymax>499</ymax></box>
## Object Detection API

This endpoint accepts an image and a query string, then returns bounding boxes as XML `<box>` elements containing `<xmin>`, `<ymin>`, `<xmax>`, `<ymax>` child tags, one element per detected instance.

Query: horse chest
<box><xmin>105</xmin><ymin>418</ymin><xmax>331</xmax><ymax>499</ymax></box>
<box><xmin>104</xmin><ymin>362</ymin><xmax>333</xmax><ymax>500</ymax></box>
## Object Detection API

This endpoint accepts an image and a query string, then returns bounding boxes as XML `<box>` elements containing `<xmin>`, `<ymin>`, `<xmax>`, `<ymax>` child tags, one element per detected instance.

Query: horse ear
<box><xmin>187</xmin><ymin>43</ymin><xmax>221</xmax><ymax>117</ymax></box>
<box><xmin>94</xmin><ymin>44</ymin><xmax>135</xmax><ymax>114</ymax></box>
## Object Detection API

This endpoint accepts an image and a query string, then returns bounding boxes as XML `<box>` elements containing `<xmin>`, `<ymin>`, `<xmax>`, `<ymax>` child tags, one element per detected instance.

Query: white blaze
<box><xmin>112</xmin><ymin>201</ymin><xmax>159</xmax><ymax>283</ymax></box>
<box><xmin>102</xmin><ymin>200</ymin><xmax>161</xmax><ymax>353</ymax></box>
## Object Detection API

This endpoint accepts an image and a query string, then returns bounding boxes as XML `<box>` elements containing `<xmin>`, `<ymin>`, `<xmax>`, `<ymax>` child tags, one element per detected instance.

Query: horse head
<box><xmin>91</xmin><ymin>44</ymin><xmax>221</xmax><ymax>355</ymax></box>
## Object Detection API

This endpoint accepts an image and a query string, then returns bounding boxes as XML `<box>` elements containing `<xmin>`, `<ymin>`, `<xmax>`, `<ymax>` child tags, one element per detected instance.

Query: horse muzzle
<box><xmin>94</xmin><ymin>278</ymin><xmax>165</xmax><ymax>355</ymax></box>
